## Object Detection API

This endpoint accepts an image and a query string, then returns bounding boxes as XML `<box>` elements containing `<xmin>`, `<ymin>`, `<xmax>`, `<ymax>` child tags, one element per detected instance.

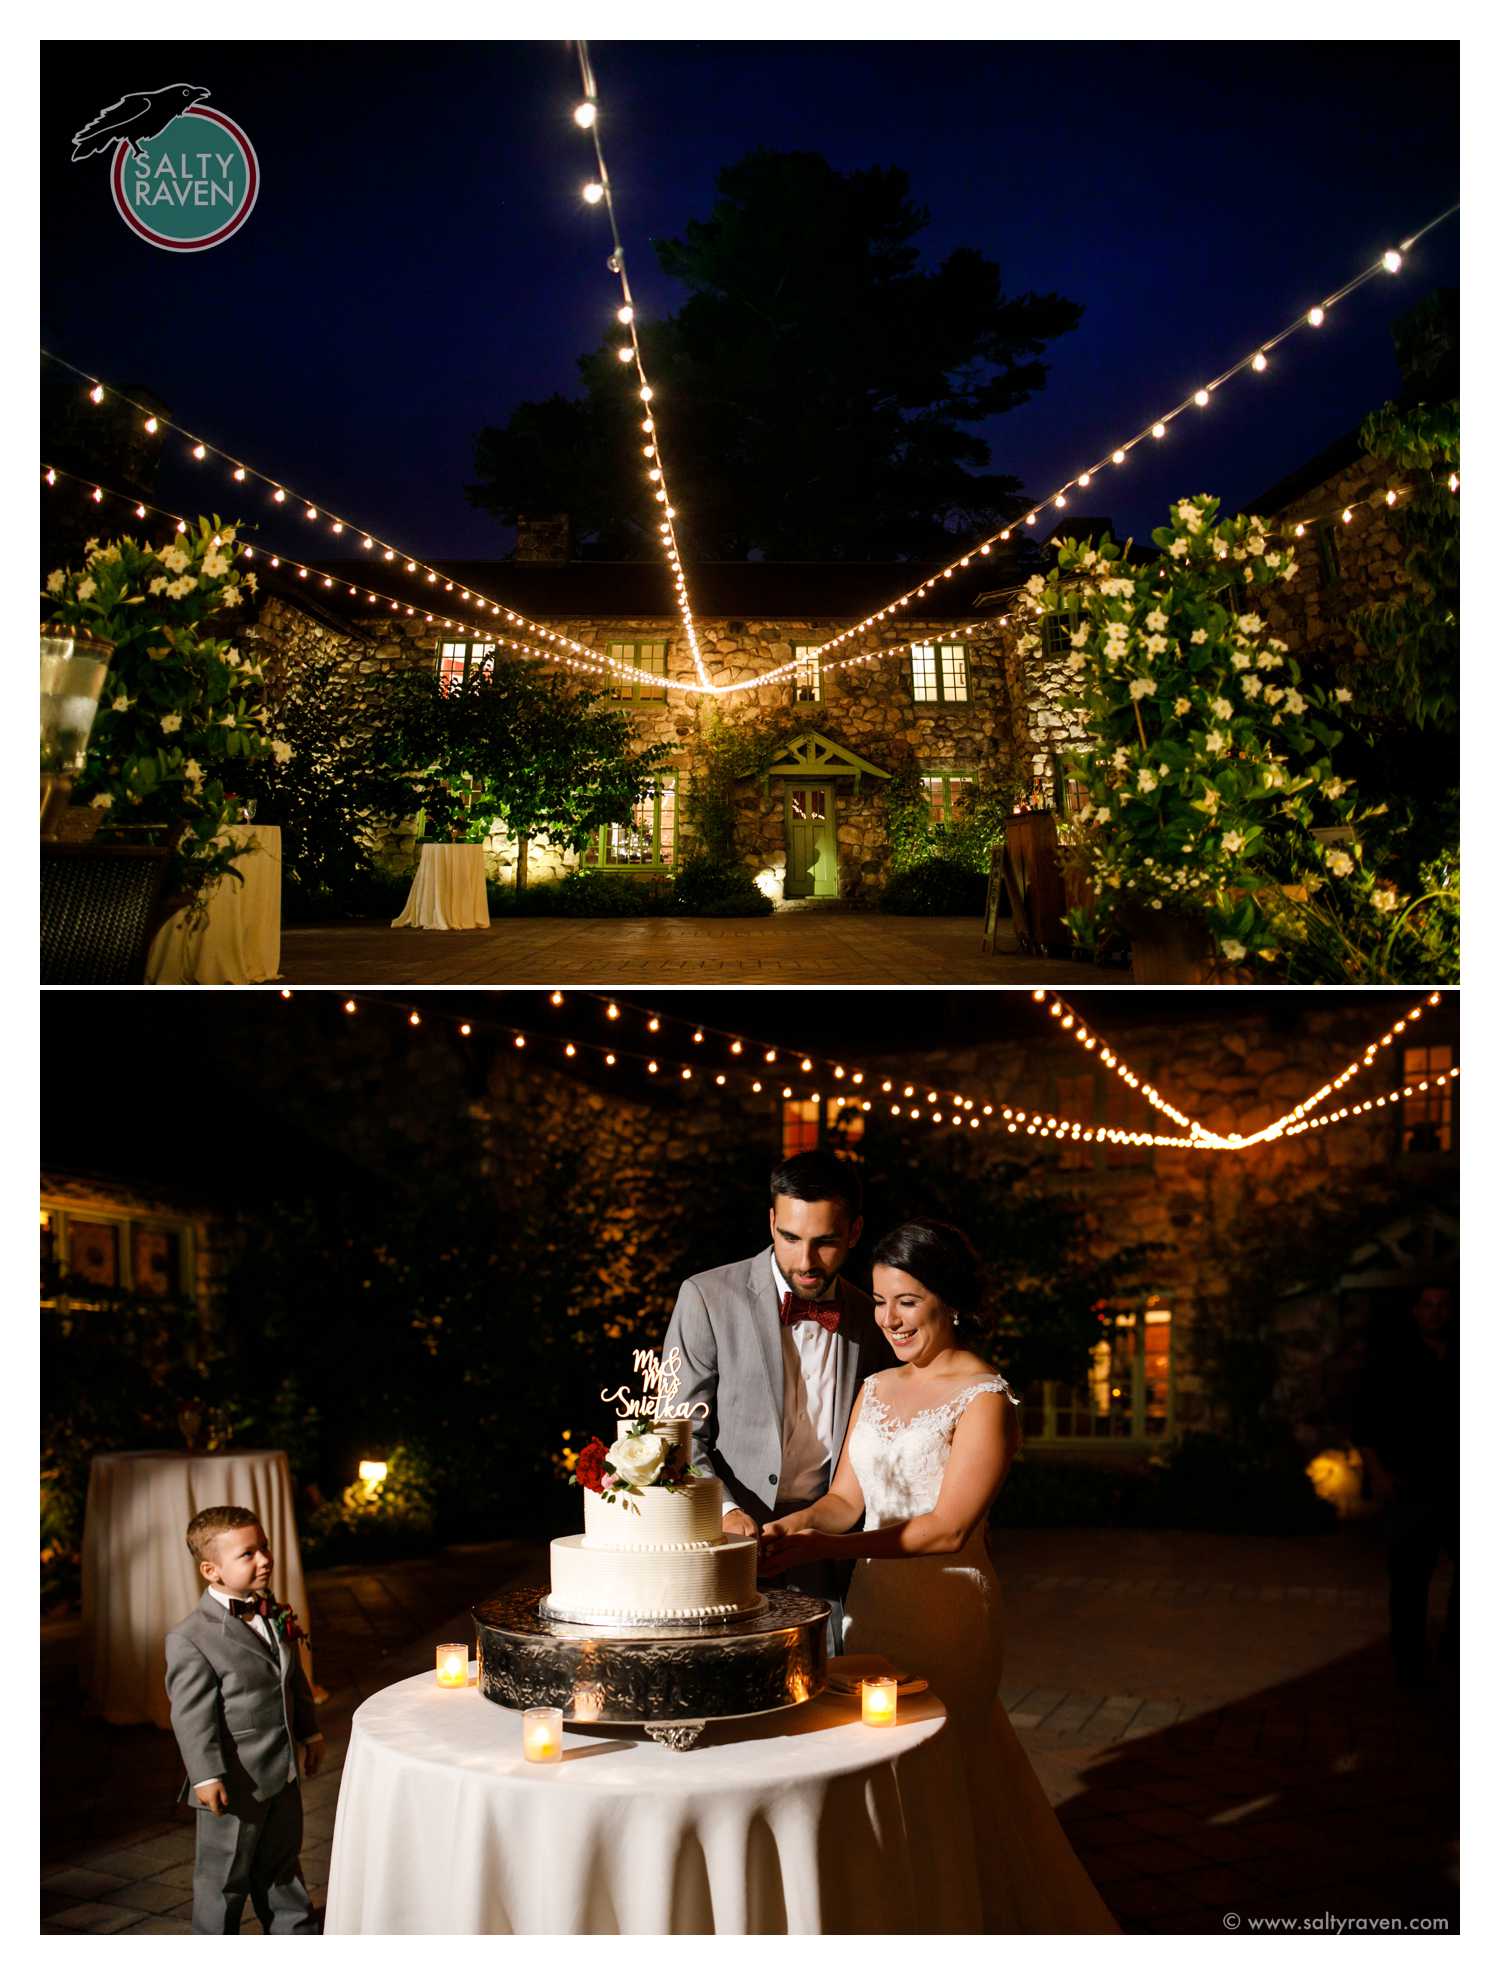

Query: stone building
<box><xmin>463</xmin><ymin>994</ymin><xmax>1457</xmax><ymax>1463</ymax></box>
<box><xmin>249</xmin><ymin>527</ymin><xmax>1038</xmax><ymax>900</ymax></box>
<box><xmin>247</xmin><ymin>455</ymin><xmax>1419</xmax><ymax>896</ymax></box>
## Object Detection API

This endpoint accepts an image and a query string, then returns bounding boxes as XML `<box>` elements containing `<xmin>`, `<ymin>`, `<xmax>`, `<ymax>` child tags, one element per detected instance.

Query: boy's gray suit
<box><xmin>663</xmin><ymin>1246</ymin><xmax>894</xmax><ymax>1644</ymax></box>
<box><xmin>165</xmin><ymin>1590</ymin><xmax>320</xmax><ymax>1934</ymax></box>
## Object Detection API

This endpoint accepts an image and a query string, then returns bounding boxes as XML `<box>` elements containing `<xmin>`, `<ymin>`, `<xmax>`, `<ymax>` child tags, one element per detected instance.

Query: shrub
<box><xmin>673</xmin><ymin>857</ymin><xmax>774</xmax><ymax>916</ymax></box>
<box><xmin>302</xmin><ymin>1443</ymin><xmax>438</xmax><ymax>1566</ymax></box>
<box><xmin>878</xmin><ymin>857</ymin><xmax>988</xmax><ymax>915</ymax></box>
<box><xmin>487</xmin><ymin>870</ymin><xmax>674</xmax><ymax>916</ymax></box>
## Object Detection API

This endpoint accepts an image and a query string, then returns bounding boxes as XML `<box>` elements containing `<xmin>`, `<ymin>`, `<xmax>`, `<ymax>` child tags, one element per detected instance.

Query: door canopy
<box><xmin>745</xmin><ymin>731</ymin><xmax>891</xmax><ymax>788</ymax></box>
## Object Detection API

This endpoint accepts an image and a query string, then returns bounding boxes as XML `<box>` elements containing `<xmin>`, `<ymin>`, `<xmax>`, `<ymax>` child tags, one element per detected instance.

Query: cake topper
<box><xmin>600</xmin><ymin>1346</ymin><xmax>710</xmax><ymax>1424</ymax></box>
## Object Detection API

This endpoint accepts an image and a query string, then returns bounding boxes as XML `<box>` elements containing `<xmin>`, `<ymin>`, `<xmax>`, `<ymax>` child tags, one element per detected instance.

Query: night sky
<box><xmin>42</xmin><ymin>40</ymin><xmax>1458</xmax><ymax>567</ymax></box>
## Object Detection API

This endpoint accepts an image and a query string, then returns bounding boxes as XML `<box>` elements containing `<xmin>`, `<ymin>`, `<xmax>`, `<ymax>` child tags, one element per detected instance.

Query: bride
<box><xmin>758</xmin><ymin>1217</ymin><xmax>1118</xmax><ymax>1933</ymax></box>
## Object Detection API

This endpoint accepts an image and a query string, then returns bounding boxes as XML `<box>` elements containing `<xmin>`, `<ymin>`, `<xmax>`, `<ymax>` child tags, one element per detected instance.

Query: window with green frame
<box><xmin>1019</xmin><ymin>1306</ymin><xmax>1174</xmax><ymax>1446</ymax></box>
<box><xmin>921</xmin><ymin>770</ymin><xmax>974</xmax><ymax>825</ymax></box>
<box><xmin>792</xmin><ymin>645</ymin><xmax>822</xmax><ymax>703</ymax></box>
<box><xmin>435</xmin><ymin>637</ymin><xmax>497</xmax><ymax>694</ymax></box>
<box><xmin>41</xmin><ymin>1200</ymin><xmax>195</xmax><ymax>1307</ymax></box>
<box><xmin>586</xmin><ymin>774</ymin><xmax>678</xmax><ymax>869</ymax></box>
<box><xmin>910</xmin><ymin>642</ymin><xmax>971</xmax><ymax>704</ymax></box>
<box><xmin>609</xmin><ymin>640</ymin><xmax>668</xmax><ymax>702</ymax></box>
<box><xmin>1041</xmin><ymin>609</ymin><xmax>1077</xmax><ymax>658</ymax></box>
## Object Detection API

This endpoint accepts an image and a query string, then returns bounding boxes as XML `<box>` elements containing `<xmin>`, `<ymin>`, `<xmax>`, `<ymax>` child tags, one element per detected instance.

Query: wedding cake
<box><xmin>541</xmin><ymin>1395</ymin><xmax>764</xmax><ymax>1628</ymax></box>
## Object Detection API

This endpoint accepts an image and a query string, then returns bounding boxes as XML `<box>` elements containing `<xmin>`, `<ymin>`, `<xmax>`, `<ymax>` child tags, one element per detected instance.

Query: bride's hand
<box><xmin>758</xmin><ymin>1528</ymin><xmax>830</xmax><ymax>1575</ymax></box>
<box><xmin>759</xmin><ymin>1510</ymin><xmax>810</xmax><ymax>1541</ymax></box>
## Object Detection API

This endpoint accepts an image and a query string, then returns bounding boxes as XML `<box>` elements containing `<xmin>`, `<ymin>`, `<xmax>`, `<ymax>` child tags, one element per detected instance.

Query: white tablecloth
<box><xmin>146</xmin><ymin>824</ymin><xmax>281</xmax><ymax>983</ymax></box>
<box><xmin>81</xmin><ymin>1448</ymin><xmax>313</xmax><ymax>1729</ymax></box>
<box><xmin>325</xmin><ymin>1670</ymin><xmax>980</xmax><ymax>1934</ymax></box>
<box><xmin>392</xmin><ymin>843</ymin><xmax>489</xmax><ymax>930</ymax></box>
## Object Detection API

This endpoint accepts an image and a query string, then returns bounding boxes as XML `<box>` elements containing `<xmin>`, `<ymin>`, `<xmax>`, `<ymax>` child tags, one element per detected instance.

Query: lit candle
<box><xmin>435</xmin><ymin>1644</ymin><xmax>468</xmax><ymax>1688</ymax></box>
<box><xmin>523</xmin><ymin>1706</ymin><xmax>564</xmax><ymax>1764</ymax></box>
<box><xmin>861</xmin><ymin>1677</ymin><xmax>899</xmax><ymax>1727</ymax></box>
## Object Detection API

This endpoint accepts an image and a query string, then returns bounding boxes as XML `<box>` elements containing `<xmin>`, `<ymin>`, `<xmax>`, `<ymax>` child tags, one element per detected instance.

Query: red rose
<box><xmin>575</xmin><ymin>1438</ymin><xmax>611</xmax><ymax>1494</ymax></box>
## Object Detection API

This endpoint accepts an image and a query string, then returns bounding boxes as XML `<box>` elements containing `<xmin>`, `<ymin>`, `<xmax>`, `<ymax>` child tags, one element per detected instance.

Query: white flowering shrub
<box><xmin>1024</xmin><ymin>495</ymin><xmax>1405</xmax><ymax>973</ymax></box>
<box><xmin>44</xmin><ymin>519</ymin><xmax>287</xmax><ymax>897</ymax></box>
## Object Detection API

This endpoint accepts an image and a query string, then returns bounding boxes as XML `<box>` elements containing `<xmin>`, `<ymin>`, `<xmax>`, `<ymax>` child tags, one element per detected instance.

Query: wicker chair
<box><xmin>40</xmin><ymin>842</ymin><xmax>175</xmax><ymax>984</ymax></box>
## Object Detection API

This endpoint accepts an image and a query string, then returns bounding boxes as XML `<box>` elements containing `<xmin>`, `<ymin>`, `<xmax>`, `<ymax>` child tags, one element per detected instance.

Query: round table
<box><xmin>392</xmin><ymin>843</ymin><xmax>489</xmax><ymax>930</ymax></box>
<box><xmin>81</xmin><ymin>1448</ymin><xmax>313</xmax><ymax>1729</ymax></box>
<box><xmin>324</xmin><ymin>1667</ymin><xmax>981</xmax><ymax>1934</ymax></box>
<box><xmin>146</xmin><ymin>824</ymin><xmax>282</xmax><ymax>983</ymax></box>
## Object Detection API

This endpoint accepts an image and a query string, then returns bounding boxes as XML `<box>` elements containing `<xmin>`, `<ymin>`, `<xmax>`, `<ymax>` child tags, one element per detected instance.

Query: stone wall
<box><xmin>445</xmin><ymin>997</ymin><xmax>1457</xmax><ymax>1456</ymax></box>
<box><xmin>859</xmin><ymin>999</ymin><xmax>1457</xmax><ymax>1451</ymax></box>
<box><xmin>251</xmin><ymin>598</ymin><xmax>1021</xmax><ymax>898</ymax></box>
<box><xmin>1258</xmin><ymin>451</ymin><xmax>1412</xmax><ymax>668</ymax></box>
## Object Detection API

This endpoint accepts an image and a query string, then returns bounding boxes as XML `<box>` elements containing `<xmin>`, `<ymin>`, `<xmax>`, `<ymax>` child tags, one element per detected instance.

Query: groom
<box><xmin>662</xmin><ymin>1148</ymin><xmax>893</xmax><ymax>1649</ymax></box>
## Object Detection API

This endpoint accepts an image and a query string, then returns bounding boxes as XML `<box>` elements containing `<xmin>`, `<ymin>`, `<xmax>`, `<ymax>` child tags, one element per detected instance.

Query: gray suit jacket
<box><xmin>663</xmin><ymin>1245</ymin><xmax>893</xmax><ymax>1524</ymax></box>
<box><xmin>165</xmin><ymin>1591</ymin><xmax>319</xmax><ymax>1808</ymax></box>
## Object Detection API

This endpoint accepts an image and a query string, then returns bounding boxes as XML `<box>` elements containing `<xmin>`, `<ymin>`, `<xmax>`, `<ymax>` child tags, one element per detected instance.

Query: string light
<box><xmin>572</xmin><ymin>40</ymin><xmax>710</xmax><ymax>689</ymax></box>
<box><xmin>41</xmin><ymin>351</ymin><xmax>705</xmax><ymax>701</ymax></box>
<box><xmin>288</xmin><ymin>991</ymin><xmax>1450</xmax><ymax>1157</ymax></box>
<box><xmin>718</xmin><ymin>203</ymin><xmax>1457</xmax><ymax>697</ymax></box>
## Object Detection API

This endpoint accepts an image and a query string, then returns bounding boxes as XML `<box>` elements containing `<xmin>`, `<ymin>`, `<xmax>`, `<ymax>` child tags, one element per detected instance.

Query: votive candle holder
<box><xmin>435</xmin><ymin>1644</ymin><xmax>468</xmax><ymax>1687</ymax></box>
<box><xmin>523</xmin><ymin>1705</ymin><xmax>564</xmax><ymax>1764</ymax></box>
<box><xmin>861</xmin><ymin>1676</ymin><xmax>899</xmax><ymax>1727</ymax></box>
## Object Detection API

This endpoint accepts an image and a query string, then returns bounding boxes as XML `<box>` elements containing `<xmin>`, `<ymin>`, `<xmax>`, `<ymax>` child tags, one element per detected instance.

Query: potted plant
<box><xmin>1020</xmin><ymin>497</ymin><xmax>1407</xmax><ymax>981</ymax></box>
<box><xmin>44</xmin><ymin>518</ymin><xmax>290</xmax><ymax>912</ymax></box>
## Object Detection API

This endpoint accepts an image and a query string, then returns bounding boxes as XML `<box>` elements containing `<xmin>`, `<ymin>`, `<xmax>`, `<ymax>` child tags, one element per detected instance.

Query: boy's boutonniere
<box><xmin>260</xmin><ymin>1598</ymin><xmax>311</xmax><ymax>1650</ymax></box>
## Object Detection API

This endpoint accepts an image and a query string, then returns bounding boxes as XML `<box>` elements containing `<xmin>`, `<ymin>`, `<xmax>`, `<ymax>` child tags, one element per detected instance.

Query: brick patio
<box><xmin>275</xmin><ymin>913</ymin><xmax>1115</xmax><ymax>986</ymax></box>
<box><xmin>41</xmin><ymin>1524</ymin><xmax>1457</xmax><ymax>1934</ymax></box>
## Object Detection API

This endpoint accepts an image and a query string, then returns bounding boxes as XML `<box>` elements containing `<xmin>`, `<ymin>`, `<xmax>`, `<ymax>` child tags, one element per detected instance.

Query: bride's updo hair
<box><xmin>871</xmin><ymin>1218</ymin><xmax>983</xmax><ymax>1317</ymax></box>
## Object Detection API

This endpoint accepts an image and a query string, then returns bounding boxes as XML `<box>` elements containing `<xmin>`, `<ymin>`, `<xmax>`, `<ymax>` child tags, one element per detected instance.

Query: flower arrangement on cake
<box><xmin>572</xmin><ymin>1419</ymin><xmax>700</xmax><ymax>1513</ymax></box>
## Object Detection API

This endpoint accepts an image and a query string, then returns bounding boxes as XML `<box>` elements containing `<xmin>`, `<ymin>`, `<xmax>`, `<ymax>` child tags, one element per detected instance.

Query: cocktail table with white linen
<box><xmin>81</xmin><ymin>1447</ymin><xmax>314</xmax><ymax>1729</ymax></box>
<box><xmin>145</xmin><ymin>824</ymin><xmax>282</xmax><ymax>984</ymax></box>
<box><xmin>324</xmin><ymin>1669</ymin><xmax>980</xmax><ymax>1934</ymax></box>
<box><xmin>391</xmin><ymin>843</ymin><xmax>490</xmax><ymax>931</ymax></box>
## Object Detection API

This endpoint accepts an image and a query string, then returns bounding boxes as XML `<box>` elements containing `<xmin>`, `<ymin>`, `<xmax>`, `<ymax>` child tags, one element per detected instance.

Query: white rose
<box><xmin>609</xmin><ymin>1430</ymin><xmax>666</xmax><ymax>1488</ymax></box>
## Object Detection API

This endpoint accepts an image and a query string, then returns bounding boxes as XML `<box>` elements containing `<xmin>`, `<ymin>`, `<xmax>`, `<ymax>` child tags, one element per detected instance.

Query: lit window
<box><xmin>779</xmin><ymin>1096</ymin><xmax>866</xmax><ymax>1161</ymax></box>
<box><xmin>41</xmin><ymin>1201</ymin><xmax>194</xmax><ymax>1306</ymax></box>
<box><xmin>609</xmin><ymin>640</ymin><xmax>668</xmax><ymax>702</ymax></box>
<box><xmin>435</xmin><ymin>638</ymin><xmax>496</xmax><ymax>694</ymax></box>
<box><xmin>922</xmin><ymin>772</ymin><xmax>974</xmax><ymax>826</ymax></box>
<box><xmin>911</xmin><ymin>643</ymin><xmax>970</xmax><ymax>704</ymax></box>
<box><xmin>1401</xmin><ymin>1045</ymin><xmax>1454</xmax><ymax>1154</ymax></box>
<box><xmin>1019</xmin><ymin>1307</ymin><xmax>1173</xmax><ymax>1444</ymax></box>
<box><xmin>793</xmin><ymin>646</ymin><xmax>822</xmax><ymax>703</ymax></box>
<box><xmin>590</xmin><ymin>776</ymin><xmax>677</xmax><ymax>870</ymax></box>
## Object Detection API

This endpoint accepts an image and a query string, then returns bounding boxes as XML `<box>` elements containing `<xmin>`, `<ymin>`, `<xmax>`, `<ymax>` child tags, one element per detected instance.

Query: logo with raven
<box><xmin>71</xmin><ymin>85</ymin><xmax>259</xmax><ymax>252</ymax></box>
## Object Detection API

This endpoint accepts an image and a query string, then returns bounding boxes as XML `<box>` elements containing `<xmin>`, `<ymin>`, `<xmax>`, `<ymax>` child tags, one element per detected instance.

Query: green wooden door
<box><xmin>785</xmin><ymin>782</ymin><xmax>838</xmax><ymax>899</ymax></box>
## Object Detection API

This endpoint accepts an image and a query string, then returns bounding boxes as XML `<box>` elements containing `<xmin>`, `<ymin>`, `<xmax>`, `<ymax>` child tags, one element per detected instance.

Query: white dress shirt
<box><xmin>723</xmin><ymin>1257</ymin><xmax>841</xmax><ymax>1517</ymax></box>
<box><xmin>193</xmin><ymin>1586</ymin><xmax>319</xmax><ymax>1788</ymax></box>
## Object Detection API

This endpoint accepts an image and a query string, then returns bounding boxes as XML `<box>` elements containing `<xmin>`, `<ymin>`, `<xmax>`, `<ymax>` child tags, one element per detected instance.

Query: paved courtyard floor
<box><xmin>277</xmin><ymin>913</ymin><xmax>1116</xmax><ymax>986</ymax></box>
<box><xmin>41</xmin><ymin>1522</ymin><xmax>1457</xmax><ymax>1935</ymax></box>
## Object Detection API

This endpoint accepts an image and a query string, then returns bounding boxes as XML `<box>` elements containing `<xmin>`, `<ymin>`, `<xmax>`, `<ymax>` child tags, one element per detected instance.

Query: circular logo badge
<box><xmin>110</xmin><ymin>105</ymin><xmax>258</xmax><ymax>252</ymax></box>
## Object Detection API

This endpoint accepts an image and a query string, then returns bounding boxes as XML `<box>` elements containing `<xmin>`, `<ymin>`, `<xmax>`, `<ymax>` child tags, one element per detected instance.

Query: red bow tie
<box><xmin>779</xmin><ymin>1290</ymin><xmax>841</xmax><ymax>1333</ymax></box>
<box><xmin>228</xmin><ymin>1596</ymin><xmax>268</xmax><ymax>1621</ymax></box>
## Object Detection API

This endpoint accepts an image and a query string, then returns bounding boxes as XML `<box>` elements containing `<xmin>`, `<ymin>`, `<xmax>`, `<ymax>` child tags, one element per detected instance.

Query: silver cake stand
<box><xmin>472</xmin><ymin>1584</ymin><xmax>830</xmax><ymax>1751</ymax></box>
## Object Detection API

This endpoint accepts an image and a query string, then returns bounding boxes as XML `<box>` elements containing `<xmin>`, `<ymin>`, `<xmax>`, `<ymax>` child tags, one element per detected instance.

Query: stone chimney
<box><xmin>514</xmin><ymin>513</ymin><xmax>573</xmax><ymax>563</ymax></box>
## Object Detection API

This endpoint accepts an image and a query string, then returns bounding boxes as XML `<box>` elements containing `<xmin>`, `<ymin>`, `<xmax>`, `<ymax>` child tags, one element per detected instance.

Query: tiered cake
<box><xmin>541</xmin><ymin>1415</ymin><xmax>765</xmax><ymax>1627</ymax></box>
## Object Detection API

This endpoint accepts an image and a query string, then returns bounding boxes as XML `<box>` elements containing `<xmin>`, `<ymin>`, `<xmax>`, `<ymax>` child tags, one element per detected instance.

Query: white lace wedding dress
<box><xmin>841</xmin><ymin>1373</ymin><xmax>1118</xmax><ymax>1933</ymax></box>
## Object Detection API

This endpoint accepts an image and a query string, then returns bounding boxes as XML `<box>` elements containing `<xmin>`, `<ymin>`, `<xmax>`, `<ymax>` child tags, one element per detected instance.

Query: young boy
<box><xmin>165</xmin><ymin>1505</ymin><xmax>323</xmax><ymax>1934</ymax></box>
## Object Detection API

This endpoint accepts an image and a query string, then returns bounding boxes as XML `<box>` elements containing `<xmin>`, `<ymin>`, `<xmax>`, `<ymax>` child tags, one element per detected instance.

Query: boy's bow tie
<box><xmin>228</xmin><ymin>1596</ymin><xmax>267</xmax><ymax>1620</ymax></box>
<box><xmin>778</xmin><ymin>1290</ymin><xmax>841</xmax><ymax>1332</ymax></box>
